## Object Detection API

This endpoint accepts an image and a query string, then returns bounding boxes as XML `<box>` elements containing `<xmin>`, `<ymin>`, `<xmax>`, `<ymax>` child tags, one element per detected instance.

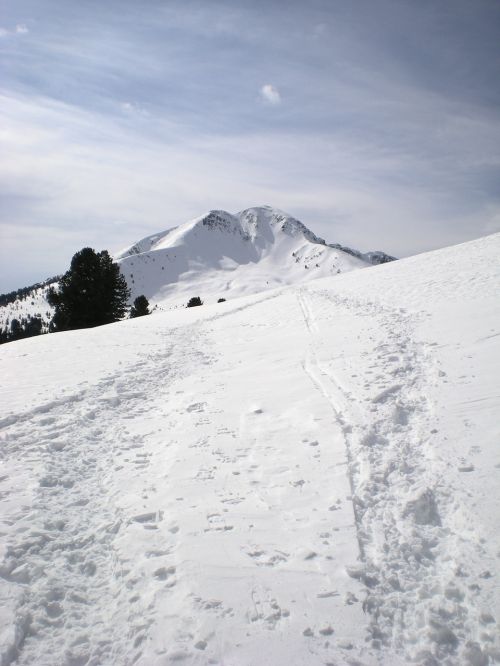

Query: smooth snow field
<box><xmin>1</xmin><ymin>233</ymin><xmax>499</xmax><ymax>666</ymax></box>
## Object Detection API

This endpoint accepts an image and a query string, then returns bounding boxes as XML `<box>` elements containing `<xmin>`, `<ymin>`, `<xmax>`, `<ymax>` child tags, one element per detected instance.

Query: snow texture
<box><xmin>0</xmin><ymin>232</ymin><xmax>499</xmax><ymax>665</ymax></box>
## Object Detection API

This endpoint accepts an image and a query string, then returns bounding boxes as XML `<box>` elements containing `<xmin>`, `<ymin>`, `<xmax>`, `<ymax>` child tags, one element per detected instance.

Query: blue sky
<box><xmin>1</xmin><ymin>0</ymin><xmax>499</xmax><ymax>291</ymax></box>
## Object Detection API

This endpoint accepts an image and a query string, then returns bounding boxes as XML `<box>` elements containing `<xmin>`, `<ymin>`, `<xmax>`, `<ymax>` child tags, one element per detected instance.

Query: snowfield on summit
<box><xmin>1</xmin><ymin>216</ymin><xmax>499</xmax><ymax>665</ymax></box>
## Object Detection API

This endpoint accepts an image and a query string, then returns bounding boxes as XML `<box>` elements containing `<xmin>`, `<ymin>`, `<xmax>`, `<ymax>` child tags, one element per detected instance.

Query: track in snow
<box><xmin>297</xmin><ymin>286</ymin><xmax>499</xmax><ymax>665</ymax></box>
<box><xmin>1</xmin><ymin>271</ymin><xmax>499</xmax><ymax>666</ymax></box>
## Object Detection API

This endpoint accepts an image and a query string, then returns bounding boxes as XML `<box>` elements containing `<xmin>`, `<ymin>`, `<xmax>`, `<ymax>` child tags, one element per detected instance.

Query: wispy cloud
<box><xmin>260</xmin><ymin>84</ymin><xmax>281</xmax><ymax>106</ymax></box>
<box><xmin>2</xmin><ymin>87</ymin><xmax>498</xmax><ymax>288</ymax></box>
<box><xmin>0</xmin><ymin>23</ymin><xmax>29</xmax><ymax>37</ymax></box>
<box><xmin>120</xmin><ymin>101</ymin><xmax>150</xmax><ymax>117</ymax></box>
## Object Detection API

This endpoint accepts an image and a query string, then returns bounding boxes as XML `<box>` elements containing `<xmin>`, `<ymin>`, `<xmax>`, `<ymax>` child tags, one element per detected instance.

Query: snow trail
<box><xmin>297</xmin><ymin>285</ymin><xmax>500</xmax><ymax>664</ymax></box>
<box><xmin>2</xmin><ymin>301</ymin><xmax>370</xmax><ymax>666</ymax></box>
<box><xmin>134</xmin><ymin>292</ymin><xmax>368</xmax><ymax>664</ymax></box>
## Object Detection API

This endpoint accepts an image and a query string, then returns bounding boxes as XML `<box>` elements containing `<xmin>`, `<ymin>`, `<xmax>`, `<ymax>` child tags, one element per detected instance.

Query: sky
<box><xmin>1</xmin><ymin>0</ymin><xmax>500</xmax><ymax>291</ymax></box>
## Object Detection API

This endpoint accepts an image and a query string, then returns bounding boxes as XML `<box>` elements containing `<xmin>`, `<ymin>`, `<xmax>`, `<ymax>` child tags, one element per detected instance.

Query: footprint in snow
<box><xmin>245</xmin><ymin>547</ymin><xmax>289</xmax><ymax>567</ymax></box>
<box><xmin>186</xmin><ymin>402</ymin><xmax>207</xmax><ymax>413</ymax></box>
<box><xmin>153</xmin><ymin>565</ymin><xmax>176</xmax><ymax>583</ymax></box>
<box><xmin>205</xmin><ymin>513</ymin><xmax>233</xmax><ymax>532</ymax></box>
<box><xmin>131</xmin><ymin>510</ymin><xmax>164</xmax><ymax>530</ymax></box>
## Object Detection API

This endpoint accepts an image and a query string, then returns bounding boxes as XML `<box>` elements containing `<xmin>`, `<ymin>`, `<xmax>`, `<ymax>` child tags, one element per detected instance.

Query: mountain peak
<box><xmin>237</xmin><ymin>206</ymin><xmax>325</xmax><ymax>245</ymax></box>
<box><xmin>113</xmin><ymin>205</ymin><xmax>392</xmax><ymax>307</ymax></box>
<box><xmin>0</xmin><ymin>206</ymin><xmax>397</xmax><ymax>336</ymax></box>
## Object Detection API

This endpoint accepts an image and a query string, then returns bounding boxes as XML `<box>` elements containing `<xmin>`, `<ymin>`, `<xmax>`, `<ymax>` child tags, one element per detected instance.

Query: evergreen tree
<box><xmin>48</xmin><ymin>247</ymin><xmax>130</xmax><ymax>331</ymax></box>
<box><xmin>130</xmin><ymin>295</ymin><xmax>150</xmax><ymax>318</ymax></box>
<box><xmin>24</xmin><ymin>315</ymin><xmax>43</xmax><ymax>337</ymax></box>
<box><xmin>9</xmin><ymin>318</ymin><xmax>22</xmax><ymax>341</ymax></box>
<box><xmin>186</xmin><ymin>296</ymin><xmax>203</xmax><ymax>308</ymax></box>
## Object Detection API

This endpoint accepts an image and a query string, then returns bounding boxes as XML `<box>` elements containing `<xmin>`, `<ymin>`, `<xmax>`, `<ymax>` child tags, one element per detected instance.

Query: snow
<box><xmin>0</xmin><ymin>286</ymin><xmax>54</xmax><ymax>336</ymax></box>
<box><xmin>0</xmin><ymin>206</ymin><xmax>374</xmax><ymax>336</ymax></box>
<box><xmin>1</xmin><ymin>232</ymin><xmax>499</xmax><ymax>665</ymax></box>
<box><xmin>115</xmin><ymin>206</ymin><xmax>369</xmax><ymax>308</ymax></box>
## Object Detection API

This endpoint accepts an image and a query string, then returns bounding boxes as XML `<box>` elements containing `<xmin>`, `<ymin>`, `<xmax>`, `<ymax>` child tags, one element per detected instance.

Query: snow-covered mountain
<box><xmin>1</xmin><ymin>232</ymin><xmax>499</xmax><ymax>665</ymax></box>
<box><xmin>114</xmin><ymin>206</ymin><xmax>394</xmax><ymax>307</ymax></box>
<box><xmin>0</xmin><ymin>206</ymin><xmax>395</xmax><ymax>339</ymax></box>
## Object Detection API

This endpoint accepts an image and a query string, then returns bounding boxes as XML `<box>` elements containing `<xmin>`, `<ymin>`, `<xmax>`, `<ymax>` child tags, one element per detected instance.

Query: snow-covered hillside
<box><xmin>115</xmin><ymin>206</ymin><xmax>381</xmax><ymax>307</ymax></box>
<box><xmin>0</xmin><ymin>206</ymin><xmax>394</xmax><ymax>337</ymax></box>
<box><xmin>0</xmin><ymin>281</ymin><xmax>57</xmax><ymax>342</ymax></box>
<box><xmin>1</xmin><ymin>233</ymin><xmax>499</xmax><ymax>665</ymax></box>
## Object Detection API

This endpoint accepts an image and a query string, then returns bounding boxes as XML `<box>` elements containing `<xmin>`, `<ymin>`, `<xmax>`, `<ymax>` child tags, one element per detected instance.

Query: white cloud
<box><xmin>0</xmin><ymin>24</ymin><xmax>29</xmax><ymax>37</ymax></box>
<box><xmin>260</xmin><ymin>84</ymin><xmax>281</xmax><ymax>105</ymax></box>
<box><xmin>120</xmin><ymin>101</ymin><xmax>150</xmax><ymax>117</ymax></box>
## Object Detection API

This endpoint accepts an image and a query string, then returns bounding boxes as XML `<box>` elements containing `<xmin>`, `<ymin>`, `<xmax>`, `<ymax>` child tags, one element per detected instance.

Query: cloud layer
<box><xmin>1</xmin><ymin>0</ymin><xmax>499</xmax><ymax>291</ymax></box>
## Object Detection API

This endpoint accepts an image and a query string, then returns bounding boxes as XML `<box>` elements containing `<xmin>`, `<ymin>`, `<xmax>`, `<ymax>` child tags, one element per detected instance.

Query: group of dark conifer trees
<box><xmin>46</xmin><ymin>248</ymin><xmax>150</xmax><ymax>332</ymax></box>
<box><xmin>1</xmin><ymin>246</ymin><xmax>228</xmax><ymax>344</ymax></box>
<box><xmin>48</xmin><ymin>248</ymin><xmax>131</xmax><ymax>330</ymax></box>
<box><xmin>0</xmin><ymin>315</ymin><xmax>43</xmax><ymax>344</ymax></box>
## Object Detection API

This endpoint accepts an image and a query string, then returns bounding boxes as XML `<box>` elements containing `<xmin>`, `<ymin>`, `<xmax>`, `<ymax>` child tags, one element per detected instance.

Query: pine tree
<box><xmin>48</xmin><ymin>248</ymin><xmax>130</xmax><ymax>331</ymax></box>
<box><xmin>130</xmin><ymin>295</ymin><xmax>150</xmax><ymax>318</ymax></box>
<box><xmin>9</xmin><ymin>318</ymin><xmax>22</xmax><ymax>341</ymax></box>
<box><xmin>186</xmin><ymin>296</ymin><xmax>203</xmax><ymax>308</ymax></box>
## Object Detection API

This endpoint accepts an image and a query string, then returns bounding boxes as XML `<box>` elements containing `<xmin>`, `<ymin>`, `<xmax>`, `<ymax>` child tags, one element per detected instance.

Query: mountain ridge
<box><xmin>116</xmin><ymin>206</ymin><xmax>395</xmax><ymax>265</ymax></box>
<box><xmin>0</xmin><ymin>205</ymin><xmax>395</xmax><ymax>339</ymax></box>
<box><xmin>115</xmin><ymin>206</ymin><xmax>396</xmax><ymax>306</ymax></box>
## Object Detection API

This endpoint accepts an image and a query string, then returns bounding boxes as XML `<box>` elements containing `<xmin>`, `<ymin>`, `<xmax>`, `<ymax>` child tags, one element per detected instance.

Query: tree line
<box><xmin>0</xmin><ymin>276</ymin><xmax>59</xmax><ymax>308</ymax></box>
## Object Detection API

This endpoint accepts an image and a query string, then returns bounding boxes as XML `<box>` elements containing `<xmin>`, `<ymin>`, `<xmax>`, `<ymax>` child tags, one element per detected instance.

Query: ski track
<box><xmin>297</xmin><ymin>286</ymin><xmax>500</xmax><ymax>665</ymax></box>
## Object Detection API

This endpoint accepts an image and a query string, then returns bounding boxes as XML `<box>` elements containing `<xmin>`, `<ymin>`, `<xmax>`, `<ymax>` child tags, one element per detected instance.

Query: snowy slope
<box><xmin>0</xmin><ymin>206</ymin><xmax>390</xmax><ymax>336</ymax></box>
<box><xmin>114</xmin><ymin>206</ymin><xmax>371</xmax><ymax>307</ymax></box>
<box><xmin>0</xmin><ymin>233</ymin><xmax>499</xmax><ymax>666</ymax></box>
<box><xmin>0</xmin><ymin>284</ymin><xmax>55</xmax><ymax>339</ymax></box>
